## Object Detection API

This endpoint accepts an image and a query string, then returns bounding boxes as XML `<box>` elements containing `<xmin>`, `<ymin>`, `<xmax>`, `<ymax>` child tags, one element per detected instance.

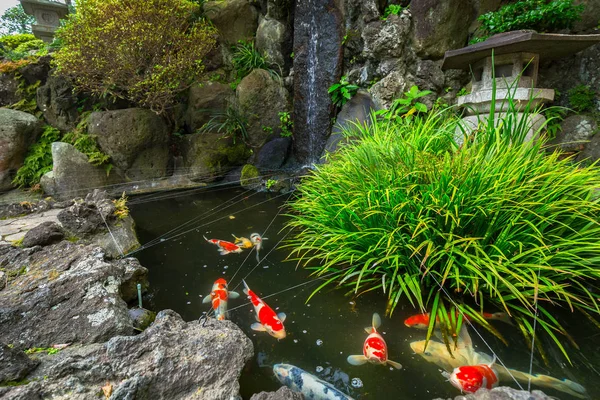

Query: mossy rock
<box><xmin>240</xmin><ymin>164</ymin><xmax>260</xmax><ymax>189</ymax></box>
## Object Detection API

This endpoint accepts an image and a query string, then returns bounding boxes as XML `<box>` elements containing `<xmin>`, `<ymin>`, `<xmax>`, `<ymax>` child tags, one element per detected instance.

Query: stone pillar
<box><xmin>20</xmin><ymin>0</ymin><xmax>70</xmax><ymax>43</ymax></box>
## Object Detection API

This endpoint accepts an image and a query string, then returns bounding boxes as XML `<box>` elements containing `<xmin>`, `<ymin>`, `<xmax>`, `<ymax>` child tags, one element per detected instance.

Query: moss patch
<box><xmin>240</xmin><ymin>164</ymin><xmax>259</xmax><ymax>187</ymax></box>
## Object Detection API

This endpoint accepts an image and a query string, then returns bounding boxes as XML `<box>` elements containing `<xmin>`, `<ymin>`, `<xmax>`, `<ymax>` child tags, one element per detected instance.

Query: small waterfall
<box><xmin>292</xmin><ymin>0</ymin><xmax>343</xmax><ymax>166</ymax></box>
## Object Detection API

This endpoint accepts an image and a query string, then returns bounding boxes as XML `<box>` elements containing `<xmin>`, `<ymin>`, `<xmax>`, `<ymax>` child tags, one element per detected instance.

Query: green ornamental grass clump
<box><xmin>286</xmin><ymin>102</ymin><xmax>600</xmax><ymax>362</ymax></box>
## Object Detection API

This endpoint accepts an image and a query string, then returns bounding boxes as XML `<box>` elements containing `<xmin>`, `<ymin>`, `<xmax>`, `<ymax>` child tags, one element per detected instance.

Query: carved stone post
<box><xmin>19</xmin><ymin>0</ymin><xmax>70</xmax><ymax>43</ymax></box>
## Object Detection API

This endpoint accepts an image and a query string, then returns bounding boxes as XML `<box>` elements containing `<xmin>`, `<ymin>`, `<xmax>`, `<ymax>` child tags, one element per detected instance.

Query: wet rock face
<box><xmin>0</xmin><ymin>242</ymin><xmax>146</xmax><ymax>350</ymax></box>
<box><xmin>0</xmin><ymin>311</ymin><xmax>253</xmax><ymax>400</ymax></box>
<box><xmin>292</xmin><ymin>0</ymin><xmax>344</xmax><ymax>164</ymax></box>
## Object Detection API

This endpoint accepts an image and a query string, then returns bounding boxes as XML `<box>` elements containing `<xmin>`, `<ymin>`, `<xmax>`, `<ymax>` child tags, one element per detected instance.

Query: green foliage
<box><xmin>12</xmin><ymin>126</ymin><xmax>61</xmax><ymax>188</ymax></box>
<box><xmin>14</xmin><ymin>39</ymin><xmax>44</xmax><ymax>54</ymax></box>
<box><xmin>0</xmin><ymin>33</ymin><xmax>43</xmax><ymax>61</ymax></box>
<box><xmin>231</xmin><ymin>40</ymin><xmax>279</xmax><ymax>80</ymax></box>
<box><xmin>8</xmin><ymin>77</ymin><xmax>42</xmax><ymax>117</ymax></box>
<box><xmin>328</xmin><ymin>76</ymin><xmax>358</xmax><ymax>108</ymax></box>
<box><xmin>278</xmin><ymin>111</ymin><xmax>293</xmax><ymax>137</ymax></box>
<box><xmin>53</xmin><ymin>0</ymin><xmax>217</xmax><ymax>114</ymax></box>
<box><xmin>24</xmin><ymin>347</ymin><xmax>60</xmax><ymax>355</ymax></box>
<box><xmin>113</xmin><ymin>192</ymin><xmax>129</xmax><ymax>219</ymax></box>
<box><xmin>543</xmin><ymin>107</ymin><xmax>567</xmax><ymax>139</ymax></box>
<box><xmin>287</xmin><ymin>93</ymin><xmax>600</xmax><ymax>363</ymax></box>
<box><xmin>0</xmin><ymin>33</ymin><xmax>36</xmax><ymax>50</ymax></box>
<box><xmin>265</xmin><ymin>178</ymin><xmax>278</xmax><ymax>190</ymax></box>
<box><xmin>567</xmin><ymin>84</ymin><xmax>596</xmax><ymax>113</ymax></box>
<box><xmin>375</xmin><ymin>85</ymin><xmax>432</xmax><ymax>122</ymax></box>
<box><xmin>381</xmin><ymin>4</ymin><xmax>405</xmax><ymax>20</ymax></box>
<box><xmin>200</xmin><ymin>104</ymin><xmax>249</xmax><ymax>145</ymax></box>
<box><xmin>474</xmin><ymin>0</ymin><xmax>585</xmax><ymax>42</ymax></box>
<box><xmin>0</xmin><ymin>6</ymin><xmax>34</xmax><ymax>35</ymax></box>
<box><xmin>61</xmin><ymin>114</ymin><xmax>112</xmax><ymax>172</ymax></box>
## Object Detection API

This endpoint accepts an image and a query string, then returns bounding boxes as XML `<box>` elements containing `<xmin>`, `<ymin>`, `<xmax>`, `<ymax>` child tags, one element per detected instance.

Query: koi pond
<box><xmin>130</xmin><ymin>186</ymin><xmax>599</xmax><ymax>400</ymax></box>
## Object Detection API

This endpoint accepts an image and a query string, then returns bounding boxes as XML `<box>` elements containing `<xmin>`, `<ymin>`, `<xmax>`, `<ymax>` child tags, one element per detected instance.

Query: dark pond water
<box><xmin>129</xmin><ymin>186</ymin><xmax>599</xmax><ymax>400</ymax></box>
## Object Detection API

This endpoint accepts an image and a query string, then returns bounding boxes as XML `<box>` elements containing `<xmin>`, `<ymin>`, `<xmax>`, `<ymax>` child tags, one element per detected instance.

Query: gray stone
<box><xmin>551</xmin><ymin>115</ymin><xmax>598</xmax><ymax>153</ymax></box>
<box><xmin>412</xmin><ymin>0</ymin><xmax>476</xmax><ymax>59</ymax></box>
<box><xmin>0</xmin><ymin>108</ymin><xmax>43</xmax><ymax>192</ymax></box>
<box><xmin>18</xmin><ymin>55</ymin><xmax>52</xmax><ymax>86</ymax></box>
<box><xmin>414</xmin><ymin>59</ymin><xmax>446</xmax><ymax>107</ymax></box>
<box><xmin>370</xmin><ymin>68</ymin><xmax>415</xmax><ymax>109</ymax></box>
<box><xmin>250</xmin><ymin>386</ymin><xmax>303</xmax><ymax>400</ymax></box>
<box><xmin>0</xmin><ymin>242</ymin><xmax>142</xmax><ymax>349</ymax></box>
<box><xmin>573</xmin><ymin>0</ymin><xmax>600</xmax><ymax>32</ymax></box>
<box><xmin>21</xmin><ymin>221</ymin><xmax>64</xmax><ymax>248</ymax></box>
<box><xmin>44</xmin><ymin>142</ymin><xmax>109</xmax><ymax>200</ymax></box>
<box><xmin>0</xmin><ymin>311</ymin><xmax>253</xmax><ymax>400</ymax></box>
<box><xmin>185</xmin><ymin>82</ymin><xmax>234</xmax><ymax>133</ymax></box>
<box><xmin>266</xmin><ymin>0</ymin><xmax>292</xmax><ymax>21</ymax></box>
<box><xmin>0</xmin><ymin>343</ymin><xmax>39</xmax><ymax>384</ymax></box>
<box><xmin>293</xmin><ymin>0</ymin><xmax>344</xmax><ymax>164</ymax></box>
<box><xmin>362</xmin><ymin>14</ymin><xmax>412</xmax><ymax>60</ymax></box>
<box><xmin>236</xmin><ymin>69</ymin><xmax>291</xmax><ymax>148</ymax></box>
<box><xmin>204</xmin><ymin>0</ymin><xmax>259</xmax><ymax>44</ymax></box>
<box><xmin>576</xmin><ymin>130</ymin><xmax>600</xmax><ymax>164</ymax></box>
<box><xmin>255</xmin><ymin>137</ymin><xmax>291</xmax><ymax>171</ymax></box>
<box><xmin>436</xmin><ymin>386</ymin><xmax>552</xmax><ymax>400</ymax></box>
<box><xmin>36</xmin><ymin>75</ymin><xmax>79</xmax><ymax>132</ymax></box>
<box><xmin>256</xmin><ymin>18</ymin><xmax>290</xmax><ymax>71</ymax></box>
<box><xmin>0</xmin><ymin>74</ymin><xmax>20</xmax><ymax>107</ymax></box>
<box><xmin>88</xmin><ymin>108</ymin><xmax>169</xmax><ymax>180</ymax></box>
<box><xmin>128</xmin><ymin>307</ymin><xmax>156</xmax><ymax>331</ymax></box>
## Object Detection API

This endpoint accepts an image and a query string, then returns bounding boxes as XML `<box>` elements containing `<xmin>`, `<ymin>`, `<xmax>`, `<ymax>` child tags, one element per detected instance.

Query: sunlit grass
<box><xmin>286</xmin><ymin>104</ymin><xmax>600</xmax><ymax>363</ymax></box>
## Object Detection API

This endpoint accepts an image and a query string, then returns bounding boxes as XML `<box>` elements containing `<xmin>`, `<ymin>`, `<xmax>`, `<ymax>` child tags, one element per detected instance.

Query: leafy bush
<box><xmin>8</xmin><ymin>77</ymin><xmax>42</xmax><ymax>117</ymax></box>
<box><xmin>231</xmin><ymin>40</ymin><xmax>279</xmax><ymax>80</ymax></box>
<box><xmin>14</xmin><ymin>39</ymin><xmax>44</xmax><ymax>54</ymax></box>
<box><xmin>568</xmin><ymin>85</ymin><xmax>596</xmax><ymax>113</ymax></box>
<box><xmin>0</xmin><ymin>33</ymin><xmax>42</xmax><ymax>60</ymax></box>
<box><xmin>287</xmin><ymin>98</ymin><xmax>600</xmax><ymax>362</ymax></box>
<box><xmin>0</xmin><ymin>33</ymin><xmax>36</xmax><ymax>50</ymax></box>
<box><xmin>474</xmin><ymin>0</ymin><xmax>584</xmax><ymax>42</ymax></box>
<box><xmin>328</xmin><ymin>76</ymin><xmax>358</xmax><ymax>108</ymax></box>
<box><xmin>279</xmin><ymin>111</ymin><xmax>293</xmax><ymax>137</ymax></box>
<box><xmin>200</xmin><ymin>104</ymin><xmax>249</xmax><ymax>145</ymax></box>
<box><xmin>12</xmin><ymin>126</ymin><xmax>61</xmax><ymax>188</ymax></box>
<box><xmin>53</xmin><ymin>0</ymin><xmax>217</xmax><ymax>114</ymax></box>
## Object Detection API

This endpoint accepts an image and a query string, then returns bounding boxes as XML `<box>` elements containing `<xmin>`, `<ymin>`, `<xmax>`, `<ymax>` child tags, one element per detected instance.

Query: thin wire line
<box><xmin>99</xmin><ymin>211</ymin><xmax>124</xmax><ymax>257</ymax></box>
<box><xmin>528</xmin><ymin>267</ymin><xmax>541</xmax><ymax>391</ymax></box>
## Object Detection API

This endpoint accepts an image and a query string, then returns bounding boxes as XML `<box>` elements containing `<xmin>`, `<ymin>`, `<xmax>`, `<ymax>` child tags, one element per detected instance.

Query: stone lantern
<box><xmin>20</xmin><ymin>0</ymin><xmax>70</xmax><ymax>43</ymax></box>
<box><xmin>442</xmin><ymin>31</ymin><xmax>600</xmax><ymax>142</ymax></box>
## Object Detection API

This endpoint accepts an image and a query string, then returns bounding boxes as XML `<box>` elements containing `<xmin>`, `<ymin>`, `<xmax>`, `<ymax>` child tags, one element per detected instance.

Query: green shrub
<box><xmin>287</xmin><ymin>98</ymin><xmax>600</xmax><ymax>363</ymax></box>
<box><xmin>567</xmin><ymin>84</ymin><xmax>596</xmax><ymax>113</ymax></box>
<box><xmin>278</xmin><ymin>111</ymin><xmax>293</xmax><ymax>137</ymax></box>
<box><xmin>0</xmin><ymin>33</ymin><xmax>36</xmax><ymax>50</ymax></box>
<box><xmin>328</xmin><ymin>76</ymin><xmax>358</xmax><ymax>108</ymax></box>
<box><xmin>12</xmin><ymin>126</ymin><xmax>61</xmax><ymax>188</ymax></box>
<box><xmin>14</xmin><ymin>39</ymin><xmax>44</xmax><ymax>54</ymax></box>
<box><xmin>231</xmin><ymin>40</ymin><xmax>279</xmax><ymax>79</ymax></box>
<box><xmin>53</xmin><ymin>0</ymin><xmax>217</xmax><ymax>114</ymax></box>
<box><xmin>474</xmin><ymin>0</ymin><xmax>584</xmax><ymax>43</ymax></box>
<box><xmin>8</xmin><ymin>77</ymin><xmax>42</xmax><ymax>117</ymax></box>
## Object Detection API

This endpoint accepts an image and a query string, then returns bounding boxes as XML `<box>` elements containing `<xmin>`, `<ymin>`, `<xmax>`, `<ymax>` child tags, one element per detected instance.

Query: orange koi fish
<box><xmin>243</xmin><ymin>280</ymin><xmax>286</xmax><ymax>340</ymax></box>
<box><xmin>203</xmin><ymin>236</ymin><xmax>243</xmax><ymax>255</ymax></box>
<box><xmin>347</xmin><ymin>313</ymin><xmax>402</xmax><ymax>369</ymax></box>
<box><xmin>202</xmin><ymin>278</ymin><xmax>239</xmax><ymax>320</ymax></box>
<box><xmin>404</xmin><ymin>311</ymin><xmax>510</xmax><ymax>330</ymax></box>
<box><xmin>447</xmin><ymin>356</ymin><xmax>499</xmax><ymax>393</ymax></box>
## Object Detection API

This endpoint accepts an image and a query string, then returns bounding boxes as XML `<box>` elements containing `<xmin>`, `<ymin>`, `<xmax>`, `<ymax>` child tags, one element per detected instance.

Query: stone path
<box><xmin>0</xmin><ymin>209</ymin><xmax>62</xmax><ymax>245</ymax></box>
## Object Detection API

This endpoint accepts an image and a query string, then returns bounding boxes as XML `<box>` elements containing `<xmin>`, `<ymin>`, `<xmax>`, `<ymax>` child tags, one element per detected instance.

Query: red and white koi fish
<box><xmin>202</xmin><ymin>278</ymin><xmax>239</xmax><ymax>320</ymax></box>
<box><xmin>347</xmin><ymin>313</ymin><xmax>402</xmax><ymax>369</ymax></box>
<box><xmin>203</xmin><ymin>236</ymin><xmax>243</xmax><ymax>255</ymax></box>
<box><xmin>250</xmin><ymin>233</ymin><xmax>267</xmax><ymax>262</ymax></box>
<box><xmin>242</xmin><ymin>280</ymin><xmax>286</xmax><ymax>340</ymax></box>
<box><xmin>447</xmin><ymin>355</ymin><xmax>499</xmax><ymax>393</ymax></box>
<box><xmin>404</xmin><ymin>311</ymin><xmax>511</xmax><ymax>330</ymax></box>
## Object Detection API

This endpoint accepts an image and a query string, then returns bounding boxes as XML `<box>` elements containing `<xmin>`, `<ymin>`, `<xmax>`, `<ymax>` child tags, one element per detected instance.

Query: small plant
<box><xmin>25</xmin><ymin>347</ymin><xmax>60</xmax><ymax>355</ymax></box>
<box><xmin>232</xmin><ymin>40</ymin><xmax>279</xmax><ymax>80</ymax></box>
<box><xmin>543</xmin><ymin>107</ymin><xmax>567</xmax><ymax>139</ymax></box>
<box><xmin>262</xmin><ymin>126</ymin><xmax>273</xmax><ymax>135</ymax></box>
<box><xmin>113</xmin><ymin>192</ymin><xmax>129</xmax><ymax>220</ymax></box>
<box><xmin>200</xmin><ymin>104</ymin><xmax>249</xmax><ymax>145</ymax></box>
<box><xmin>376</xmin><ymin>85</ymin><xmax>432</xmax><ymax>122</ymax></box>
<box><xmin>567</xmin><ymin>84</ymin><xmax>596</xmax><ymax>113</ymax></box>
<box><xmin>62</xmin><ymin>113</ymin><xmax>112</xmax><ymax>173</ymax></box>
<box><xmin>328</xmin><ymin>76</ymin><xmax>359</xmax><ymax>108</ymax></box>
<box><xmin>457</xmin><ymin>87</ymin><xmax>469</xmax><ymax>97</ymax></box>
<box><xmin>474</xmin><ymin>0</ymin><xmax>585</xmax><ymax>42</ymax></box>
<box><xmin>381</xmin><ymin>4</ymin><xmax>405</xmax><ymax>20</ymax></box>
<box><xmin>13</xmin><ymin>126</ymin><xmax>61</xmax><ymax>188</ymax></box>
<box><xmin>265</xmin><ymin>179</ymin><xmax>278</xmax><ymax>190</ymax></box>
<box><xmin>278</xmin><ymin>111</ymin><xmax>293</xmax><ymax>137</ymax></box>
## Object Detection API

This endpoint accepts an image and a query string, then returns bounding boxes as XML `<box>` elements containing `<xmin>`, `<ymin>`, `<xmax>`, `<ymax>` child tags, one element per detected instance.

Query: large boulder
<box><xmin>236</xmin><ymin>69</ymin><xmax>291</xmax><ymax>148</ymax></box>
<box><xmin>362</xmin><ymin>14</ymin><xmax>412</xmax><ymax>60</ymax></box>
<box><xmin>0</xmin><ymin>311</ymin><xmax>253</xmax><ymax>400</ymax></box>
<box><xmin>412</xmin><ymin>0</ymin><xmax>476</xmax><ymax>59</ymax></box>
<box><xmin>42</xmin><ymin>142</ymin><xmax>110</xmax><ymax>200</ymax></box>
<box><xmin>0</xmin><ymin>242</ymin><xmax>145</xmax><ymax>349</ymax></box>
<box><xmin>0</xmin><ymin>108</ymin><xmax>43</xmax><ymax>192</ymax></box>
<box><xmin>87</xmin><ymin>108</ymin><xmax>170</xmax><ymax>180</ymax></box>
<box><xmin>255</xmin><ymin>137</ymin><xmax>291</xmax><ymax>171</ymax></box>
<box><xmin>256</xmin><ymin>18</ymin><xmax>291</xmax><ymax>72</ymax></box>
<box><xmin>265</xmin><ymin>0</ymin><xmax>292</xmax><ymax>21</ymax></box>
<box><xmin>204</xmin><ymin>0</ymin><xmax>259</xmax><ymax>44</ymax></box>
<box><xmin>182</xmin><ymin>132</ymin><xmax>251</xmax><ymax>182</ymax></box>
<box><xmin>36</xmin><ymin>75</ymin><xmax>79</xmax><ymax>132</ymax></box>
<box><xmin>185</xmin><ymin>82</ymin><xmax>235</xmax><ymax>133</ymax></box>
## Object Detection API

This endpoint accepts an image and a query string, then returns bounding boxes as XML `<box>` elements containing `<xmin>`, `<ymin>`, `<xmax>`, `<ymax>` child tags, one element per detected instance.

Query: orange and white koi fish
<box><xmin>202</xmin><ymin>278</ymin><xmax>239</xmax><ymax>320</ymax></box>
<box><xmin>232</xmin><ymin>234</ymin><xmax>253</xmax><ymax>249</ymax></box>
<box><xmin>404</xmin><ymin>311</ymin><xmax>510</xmax><ymax>330</ymax></box>
<box><xmin>447</xmin><ymin>355</ymin><xmax>499</xmax><ymax>393</ymax></box>
<box><xmin>203</xmin><ymin>236</ymin><xmax>243</xmax><ymax>255</ymax></box>
<box><xmin>250</xmin><ymin>233</ymin><xmax>268</xmax><ymax>262</ymax></box>
<box><xmin>347</xmin><ymin>313</ymin><xmax>402</xmax><ymax>369</ymax></box>
<box><xmin>242</xmin><ymin>279</ymin><xmax>286</xmax><ymax>340</ymax></box>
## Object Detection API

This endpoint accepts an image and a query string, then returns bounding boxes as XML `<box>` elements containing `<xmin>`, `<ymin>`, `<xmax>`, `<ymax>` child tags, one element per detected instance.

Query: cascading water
<box><xmin>292</xmin><ymin>0</ymin><xmax>344</xmax><ymax>166</ymax></box>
